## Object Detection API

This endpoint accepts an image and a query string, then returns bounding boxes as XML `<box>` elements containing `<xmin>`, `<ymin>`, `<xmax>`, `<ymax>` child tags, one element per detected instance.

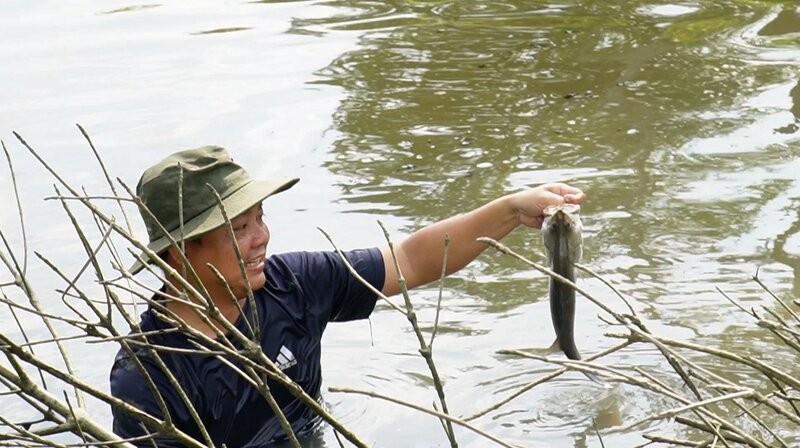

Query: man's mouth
<box><xmin>244</xmin><ymin>257</ymin><xmax>264</xmax><ymax>269</ymax></box>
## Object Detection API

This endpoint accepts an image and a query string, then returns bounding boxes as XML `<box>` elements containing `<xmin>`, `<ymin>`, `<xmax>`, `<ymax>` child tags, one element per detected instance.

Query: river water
<box><xmin>1</xmin><ymin>1</ymin><xmax>799</xmax><ymax>447</ymax></box>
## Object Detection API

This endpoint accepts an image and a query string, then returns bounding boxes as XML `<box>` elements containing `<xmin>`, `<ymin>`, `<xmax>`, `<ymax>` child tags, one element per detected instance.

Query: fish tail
<box><xmin>561</xmin><ymin>338</ymin><xmax>581</xmax><ymax>360</ymax></box>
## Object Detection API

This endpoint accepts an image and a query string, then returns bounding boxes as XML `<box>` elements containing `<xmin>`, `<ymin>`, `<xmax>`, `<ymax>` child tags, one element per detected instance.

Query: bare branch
<box><xmin>329</xmin><ymin>386</ymin><xmax>520</xmax><ymax>448</ymax></box>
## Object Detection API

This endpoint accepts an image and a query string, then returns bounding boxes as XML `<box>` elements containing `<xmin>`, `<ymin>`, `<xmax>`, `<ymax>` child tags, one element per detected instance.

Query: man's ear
<box><xmin>165</xmin><ymin>246</ymin><xmax>182</xmax><ymax>268</ymax></box>
<box><xmin>165</xmin><ymin>236</ymin><xmax>205</xmax><ymax>271</ymax></box>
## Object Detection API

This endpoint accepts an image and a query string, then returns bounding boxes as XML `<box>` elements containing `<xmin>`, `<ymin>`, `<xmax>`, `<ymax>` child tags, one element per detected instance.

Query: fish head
<box><xmin>542</xmin><ymin>204</ymin><xmax>582</xmax><ymax>233</ymax></box>
<box><xmin>541</xmin><ymin>204</ymin><xmax>583</xmax><ymax>261</ymax></box>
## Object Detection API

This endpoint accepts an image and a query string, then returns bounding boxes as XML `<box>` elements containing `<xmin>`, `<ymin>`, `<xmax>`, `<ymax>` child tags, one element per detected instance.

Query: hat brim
<box><xmin>128</xmin><ymin>176</ymin><xmax>299</xmax><ymax>275</ymax></box>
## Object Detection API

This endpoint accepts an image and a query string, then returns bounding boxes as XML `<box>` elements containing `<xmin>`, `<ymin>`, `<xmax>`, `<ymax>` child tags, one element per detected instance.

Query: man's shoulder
<box><xmin>264</xmin><ymin>248</ymin><xmax>381</xmax><ymax>292</ymax></box>
<box><xmin>264</xmin><ymin>251</ymin><xmax>332</xmax><ymax>287</ymax></box>
<box><xmin>266</xmin><ymin>250</ymin><xmax>322</xmax><ymax>267</ymax></box>
<box><xmin>109</xmin><ymin>308</ymin><xmax>176</xmax><ymax>377</ymax></box>
<box><xmin>267</xmin><ymin>248</ymin><xmax>382</xmax><ymax>273</ymax></box>
<box><xmin>262</xmin><ymin>248</ymin><xmax>384</xmax><ymax>322</ymax></box>
<box><xmin>109</xmin><ymin>342</ymin><xmax>164</xmax><ymax>398</ymax></box>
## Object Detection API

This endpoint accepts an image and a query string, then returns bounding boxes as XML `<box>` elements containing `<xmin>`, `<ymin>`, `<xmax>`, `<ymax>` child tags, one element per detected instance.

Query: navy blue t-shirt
<box><xmin>110</xmin><ymin>248</ymin><xmax>385</xmax><ymax>447</ymax></box>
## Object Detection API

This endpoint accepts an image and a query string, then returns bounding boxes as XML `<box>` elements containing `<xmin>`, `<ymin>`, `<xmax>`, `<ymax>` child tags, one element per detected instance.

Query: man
<box><xmin>110</xmin><ymin>146</ymin><xmax>586</xmax><ymax>447</ymax></box>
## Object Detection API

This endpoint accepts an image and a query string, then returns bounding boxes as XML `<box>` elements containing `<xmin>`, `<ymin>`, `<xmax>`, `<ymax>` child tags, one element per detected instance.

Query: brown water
<box><xmin>1</xmin><ymin>1</ymin><xmax>799</xmax><ymax>446</ymax></box>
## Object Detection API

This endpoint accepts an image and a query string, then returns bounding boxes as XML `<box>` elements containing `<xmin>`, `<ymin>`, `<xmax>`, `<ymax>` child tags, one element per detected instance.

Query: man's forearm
<box><xmin>382</xmin><ymin>196</ymin><xmax>519</xmax><ymax>296</ymax></box>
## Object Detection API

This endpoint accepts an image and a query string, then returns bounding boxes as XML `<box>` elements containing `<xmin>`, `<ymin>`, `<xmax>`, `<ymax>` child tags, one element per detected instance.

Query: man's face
<box><xmin>184</xmin><ymin>202</ymin><xmax>270</xmax><ymax>301</ymax></box>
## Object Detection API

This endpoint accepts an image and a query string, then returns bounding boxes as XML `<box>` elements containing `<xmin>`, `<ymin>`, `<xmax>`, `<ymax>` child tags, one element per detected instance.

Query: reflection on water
<box><xmin>758</xmin><ymin>5</ymin><xmax>800</xmax><ymax>36</ymax></box>
<box><xmin>313</xmin><ymin>0</ymin><xmax>800</xmax><ymax>445</ymax></box>
<box><xmin>2</xmin><ymin>0</ymin><xmax>800</xmax><ymax>446</ymax></box>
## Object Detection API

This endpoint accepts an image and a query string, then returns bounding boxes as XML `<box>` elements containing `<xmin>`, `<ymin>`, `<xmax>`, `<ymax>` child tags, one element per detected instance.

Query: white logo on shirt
<box><xmin>276</xmin><ymin>345</ymin><xmax>297</xmax><ymax>371</ymax></box>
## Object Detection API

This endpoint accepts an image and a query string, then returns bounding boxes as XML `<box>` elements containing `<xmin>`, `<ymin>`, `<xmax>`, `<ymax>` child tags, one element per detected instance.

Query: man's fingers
<box><xmin>542</xmin><ymin>183</ymin><xmax>586</xmax><ymax>204</ymax></box>
<box><xmin>564</xmin><ymin>191</ymin><xmax>586</xmax><ymax>204</ymax></box>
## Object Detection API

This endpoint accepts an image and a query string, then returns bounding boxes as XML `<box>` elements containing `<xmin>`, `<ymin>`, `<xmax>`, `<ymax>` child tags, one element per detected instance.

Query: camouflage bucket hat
<box><xmin>130</xmin><ymin>146</ymin><xmax>299</xmax><ymax>274</ymax></box>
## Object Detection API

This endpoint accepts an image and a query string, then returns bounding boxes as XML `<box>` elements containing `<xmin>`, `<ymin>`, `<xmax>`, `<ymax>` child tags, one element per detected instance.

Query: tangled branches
<box><xmin>475</xmin><ymin>238</ymin><xmax>800</xmax><ymax>448</ymax></box>
<box><xmin>0</xmin><ymin>128</ymin><xmax>514</xmax><ymax>447</ymax></box>
<box><xmin>1</xmin><ymin>127</ymin><xmax>799</xmax><ymax>447</ymax></box>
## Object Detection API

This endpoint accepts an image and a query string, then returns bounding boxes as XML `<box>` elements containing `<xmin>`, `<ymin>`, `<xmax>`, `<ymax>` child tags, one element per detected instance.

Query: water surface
<box><xmin>2</xmin><ymin>1</ymin><xmax>800</xmax><ymax>446</ymax></box>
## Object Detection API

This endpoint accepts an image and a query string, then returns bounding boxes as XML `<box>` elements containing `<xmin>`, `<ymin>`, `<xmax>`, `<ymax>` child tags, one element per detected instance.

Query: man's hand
<box><xmin>511</xmin><ymin>183</ymin><xmax>587</xmax><ymax>229</ymax></box>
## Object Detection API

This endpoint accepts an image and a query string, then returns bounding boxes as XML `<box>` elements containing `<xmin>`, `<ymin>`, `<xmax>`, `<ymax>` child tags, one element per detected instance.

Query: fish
<box><xmin>541</xmin><ymin>203</ymin><xmax>583</xmax><ymax>360</ymax></box>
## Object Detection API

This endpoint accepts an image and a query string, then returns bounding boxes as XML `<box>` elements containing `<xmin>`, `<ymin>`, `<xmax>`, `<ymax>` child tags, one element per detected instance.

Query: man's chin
<box><xmin>248</xmin><ymin>274</ymin><xmax>267</xmax><ymax>292</ymax></box>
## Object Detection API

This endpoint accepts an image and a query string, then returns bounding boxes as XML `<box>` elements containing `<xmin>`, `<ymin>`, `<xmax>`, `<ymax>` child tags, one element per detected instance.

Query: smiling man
<box><xmin>109</xmin><ymin>146</ymin><xmax>586</xmax><ymax>447</ymax></box>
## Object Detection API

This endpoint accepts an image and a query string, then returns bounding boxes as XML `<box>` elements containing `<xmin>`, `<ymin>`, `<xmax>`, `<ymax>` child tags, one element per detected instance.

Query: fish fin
<box><xmin>584</xmin><ymin>372</ymin><xmax>608</xmax><ymax>386</ymax></box>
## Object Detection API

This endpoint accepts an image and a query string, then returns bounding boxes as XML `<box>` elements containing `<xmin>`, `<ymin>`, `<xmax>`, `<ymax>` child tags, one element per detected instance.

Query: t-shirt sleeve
<box><xmin>273</xmin><ymin>247</ymin><xmax>385</xmax><ymax>323</ymax></box>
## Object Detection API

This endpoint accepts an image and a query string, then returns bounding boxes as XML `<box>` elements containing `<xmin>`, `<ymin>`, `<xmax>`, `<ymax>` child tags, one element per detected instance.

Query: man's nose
<box><xmin>255</xmin><ymin>222</ymin><xmax>270</xmax><ymax>246</ymax></box>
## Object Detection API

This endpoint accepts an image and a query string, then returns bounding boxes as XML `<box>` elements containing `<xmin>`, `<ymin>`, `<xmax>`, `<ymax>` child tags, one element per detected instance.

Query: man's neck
<box><xmin>163</xmin><ymin>282</ymin><xmax>244</xmax><ymax>338</ymax></box>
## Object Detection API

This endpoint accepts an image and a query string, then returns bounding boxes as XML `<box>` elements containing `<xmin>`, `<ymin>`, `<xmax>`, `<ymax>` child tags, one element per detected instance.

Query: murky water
<box><xmin>2</xmin><ymin>1</ymin><xmax>799</xmax><ymax>446</ymax></box>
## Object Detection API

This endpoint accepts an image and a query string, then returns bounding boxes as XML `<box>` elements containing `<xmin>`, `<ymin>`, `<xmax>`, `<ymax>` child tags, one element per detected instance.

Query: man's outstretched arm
<box><xmin>380</xmin><ymin>183</ymin><xmax>586</xmax><ymax>297</ymax></box>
